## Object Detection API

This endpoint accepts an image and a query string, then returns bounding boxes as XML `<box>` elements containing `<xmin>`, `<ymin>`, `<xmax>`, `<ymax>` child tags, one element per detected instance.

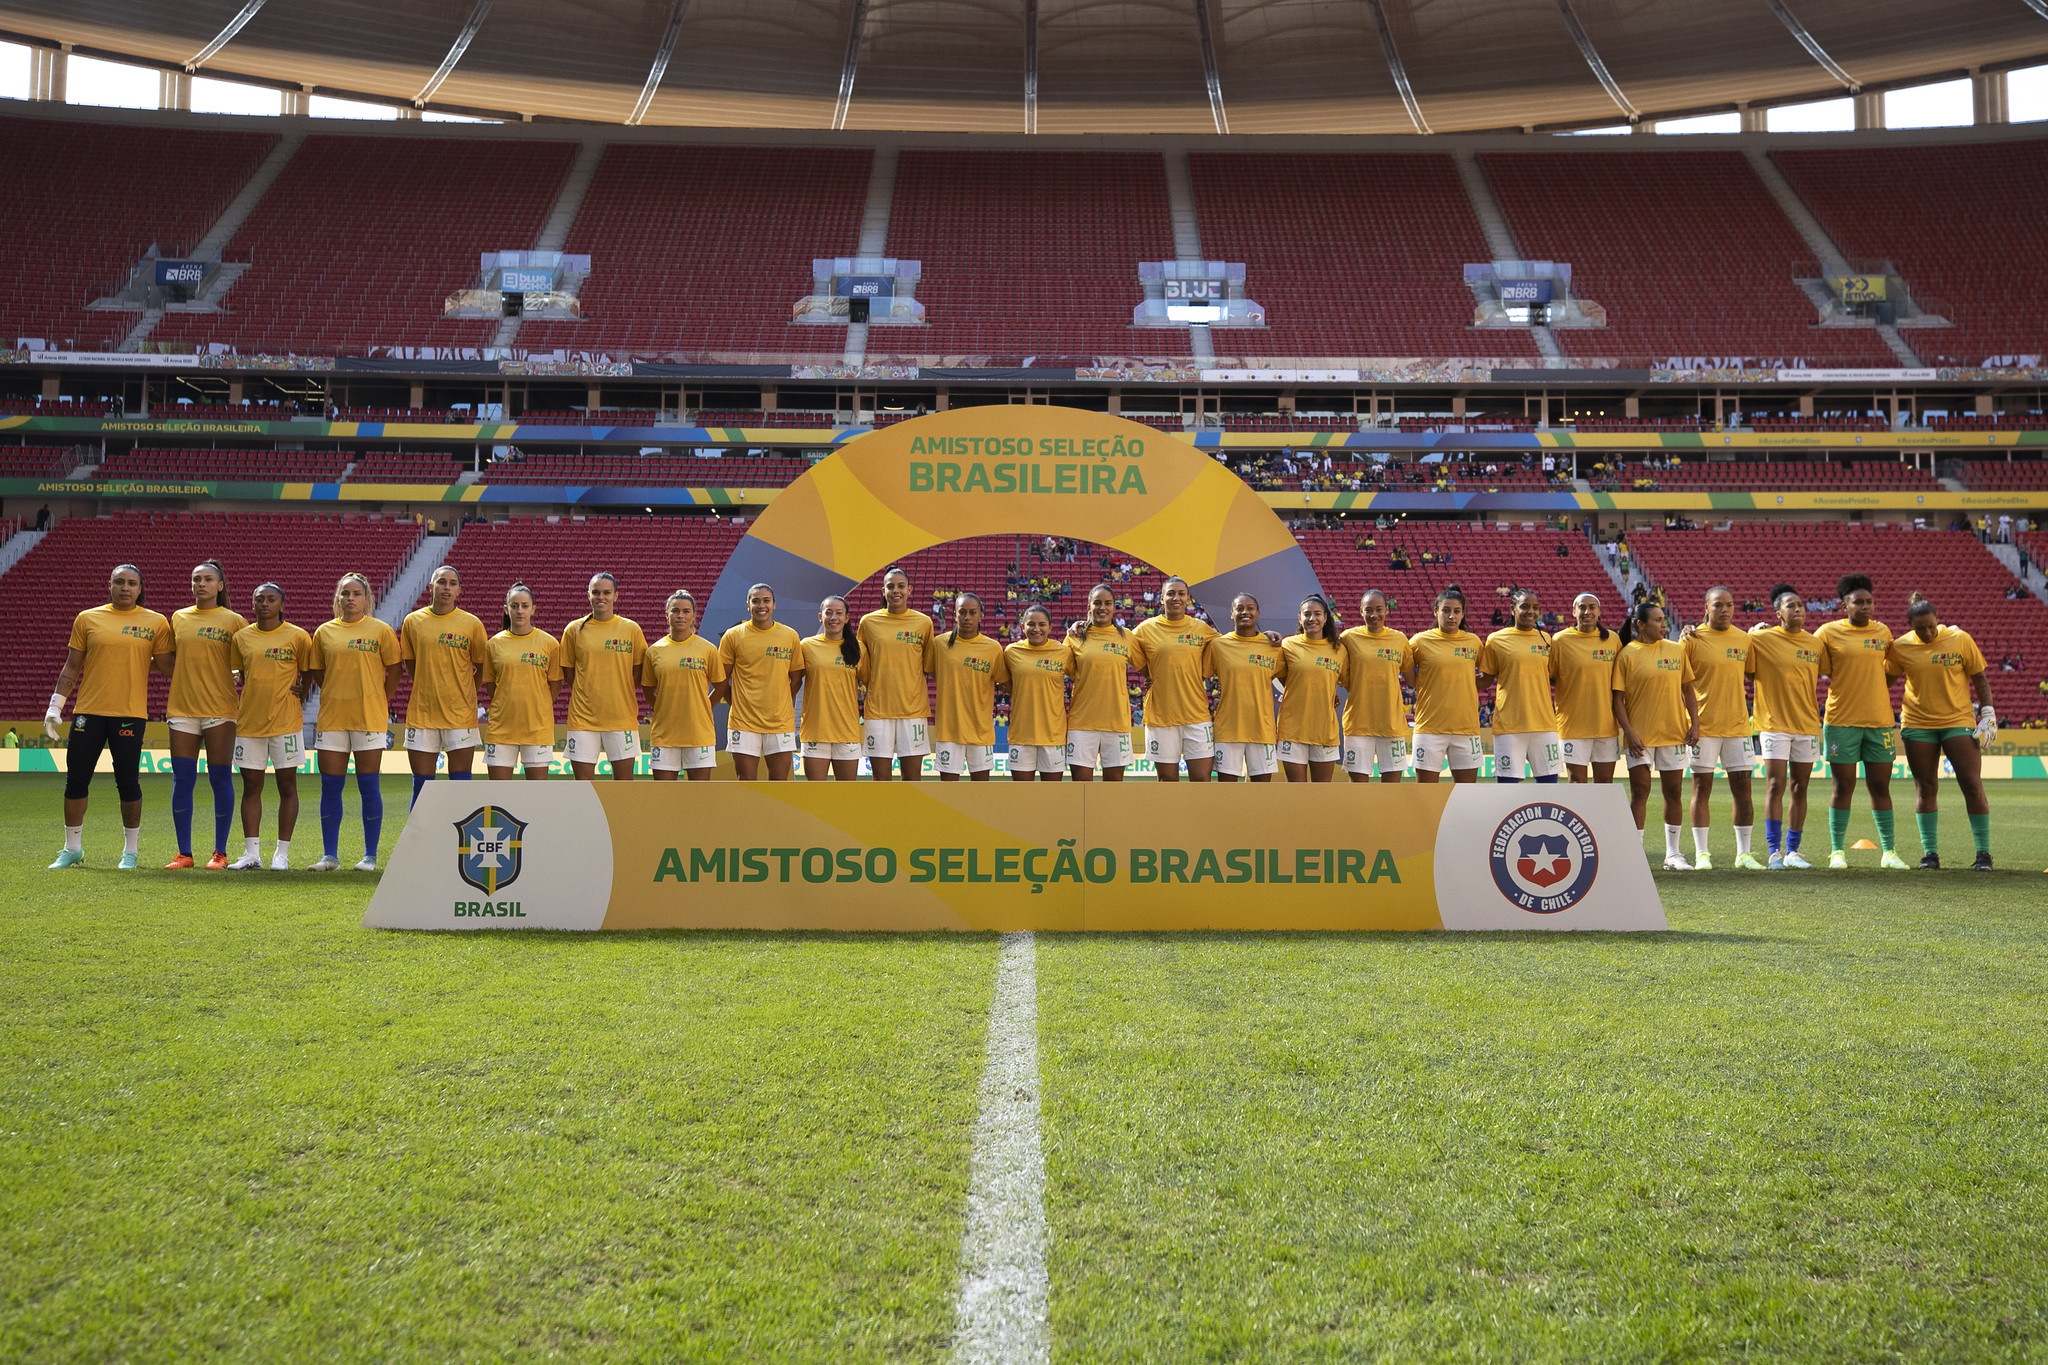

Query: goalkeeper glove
<box><xmin>1974</xmin><ymin>706</ymin><xmax>1997</xmax><ymax>748</ymax></box>
<box><xmin>43</xmin><ymin>692</ymin><xmax>65</xmax><ymax>742</ymax></box>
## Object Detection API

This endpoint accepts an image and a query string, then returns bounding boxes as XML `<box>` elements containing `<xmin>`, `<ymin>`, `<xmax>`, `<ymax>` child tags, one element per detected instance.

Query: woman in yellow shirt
<box><xmin>1131</xmin><ymin>577</ymin><xmax>1219</xmax><ymax>782</ymax></box>
<box><xmin>855</xmin><ymin>567</ymin><xmax>935</xmax><ymax>781</ymax></box>
<box><xmin>643</xmin><ymin>589</ymin><xmax>725</xmax><ymax>782</ymax></box>
<box><xmin>1338</xmin><ymin>589</ymin><xmax>1413</xmax><ymax>783</ymax></box>
<box><xmin>482</xmin><ymin>582</ymin><xmax>563</xmax><ymax>781</ymax></box>
<box><xmin>306</xmin><ymin>572</ymin><xmax>402</xmax><ymax>871</ymax></box>
<box><xmin>927</xmin><ymin>593</ymin><xmax>1010</xmax><ymax>781</ymax></box>
<box><xmin>1003</xmin><ymin>605</ymin><xmax>1074</xmax><ymax>781</ymax></box>
<box><xmin>1205</xmin><ymin>594</ymin><xmax>1284</xmax><ymax>782</ymax></box>
<box><xmin>1065</xmin><ymin>584</ymin><xmax>1147</xmax><ymax>781</ymax></box>
<box><xmin>1888</xmin><ymin>593</ymin><xmax>1995</xmax><ymax>870</ymax></box>
<box><xmin>798</xmin><ymin>595</ymin><xmax>863</xmax><ymax>781</ymax></box>
<box><xmin>560</xmin><ymin>572</ymin><xmax>648</xmax><ymax>781</ymax></box>
<box><xmin>165</xmin><ymin>559</ymin><xmax>245</xmax><ymax>870</ymax></box>
<box><xmin>1747</xmin><ymin>584</ymin><xmax>1823</xmax><ymax>869</ymax></box>
<box><xmin>1278</xmin><ymin>595</ymin><xmax>1349</xmax><ymax>782</ymax></box>
<box><xmin>1814</xmin><ymin>572</ymin><xmax>1902</xmax><ymax>867</ymax></box>
<box><xmin>229</xmin><ymin>583</ymin><xmax>312</xmax><ymax>871</ymax></box>
<box><xmin>713</xmin><ymin>583</ymin><xmax>803</xmax><ymax>780</ymax></box>
<box><xmin>47</xmin><ymin>563</ymin><xmax>173</xmax><ymax>870</ymax></box>
<box><xmin>1480</xmin><ymin>589</ymin><xmax>1560</xmax><ymax>784</ymax></box>
<box><xmin>1409</xmin><ymin>588</ymin><xmax>1485</xmax><ymax>784</ymax></box>
<box><xmin>1550</xmin><ymin>592</ymin><xmax>1622</xmax><ymax>784</ymax></box>
<box><xmin>1611</xmin><ymin>601</ymin><xmax>1701</xmax><ymax>870</ymax></box>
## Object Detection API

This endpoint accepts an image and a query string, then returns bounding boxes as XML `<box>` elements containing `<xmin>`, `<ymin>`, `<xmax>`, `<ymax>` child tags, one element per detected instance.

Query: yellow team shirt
<box><xmin>1887</xmin><ymin>627</ymin><xmax>1986</xmax><ymax>730</ymax></box>
<box><xmin>718</xmin><ymin>621</ymin><xmax>803</xmax><ymax>734</ymax></box>
<box><xmin>1277</xmin><ymin>634</ymin><xmax>1348</xmax><ymax>747</ymax></box>
<box><xmin>1133</xmin><ymin>614</ymin><xmax>1218</xmax><ymax>727</ymax></box>
<box><xmin>1409</xmin><ymin>629</ymin><xmax>1484</xmax><ymax>736</ymax></box>
<box><xmin>561</xmin><ymin>614</ymin><xmax>648</xmax><ymax>732</ymax></box>
<box><xmin>1068</xmin><ymin>625</ymin><xmax>1147</xmax><ymax>733</ymax></box>
<box><xmin>1481</xmin><ymin>627</ymin><xmax>1557</xmax><ymax>734</ymax></box>
<box><xmin>481</xmin><ymin>628</ymin><xmax>563</xmax><ymax>747</ymax></box>
<box><xmin>1338</xmin><ymin>626</ymin><xmax>1412</xmax><ymax>737</ymax></box>
<box><xmin>1205</xmin><ymin>633</ymin><xmax>1284</xmax><ymax>745</ymax></box>
<box><xmin>1746</xmin><ymin>626</ymin><xmax>1822</xmax><ymax>736</ymax></box>
<box><xmin>1683</xmin><ymin>626</ymin><xmax>1753</xmax><ymax>739</ymax></box>
<box><xmin>1549</xmin><ymin>627</ymin><xmax>1621</xmax><ymax>739</ymax></box>
<box><xmin>167</xmin><ymin>605</ymin><xmax>246</xmax><ymax>720</ymax></box>
<box><xmin>68</xmin><ymin>604</ymin><xmax>172</xmax><ymax>718</ymax></box>
<box><xmin>1615</xmin><ymin>639</ymin><xmax>1695</xmax><ymax>748</ymax></box>
<box><xmin>643</xmin><ymin>632</ymin><xmax>725</xmax><ymax>748</ymax></box>
<box><xmin>1003</xmin><ymin>640</ymin><xmax>1075</xmax><ymax>747</ymax></box>
<box><xmin>400</xmin><ymin>606</ymin><xmax>487</xmax><ymax>729</ymax></box>
<box><xmin>309</xmin><ymin>617</ymin><xmax>400</xmax><ymax>732</ymax></box>
<box><xmin>232</xmin><ymin>621</ymin><xmax>312</xmax><ymax>738</ymax></box>
<box><xmin>927</xmin><ymin>631</ymin><xmax>1010</xmax><ymax>745</ymax></box>
<box><xmin>856</xmin><ymin>608</ymin><xmax>935</xmax><ymax>720</ymax></box>
<box><xmin>1815</xmin><ymin>619</ymin><xmax>1897</xmax><ymax>729</ymax></box>
<box><xmin>799</xmin><ymin>636</ymin><xmax>863</xmax><ymax>744</ymax></box>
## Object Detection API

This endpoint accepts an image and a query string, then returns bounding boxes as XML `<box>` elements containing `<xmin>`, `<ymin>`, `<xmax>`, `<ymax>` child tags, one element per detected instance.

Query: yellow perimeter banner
<box><xmin>364</xmin><ymin>783</ymin><xmax>1666</xmax><ymax>933</ymax></box>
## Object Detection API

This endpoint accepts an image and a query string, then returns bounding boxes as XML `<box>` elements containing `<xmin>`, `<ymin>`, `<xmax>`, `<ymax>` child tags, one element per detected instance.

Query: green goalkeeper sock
<box><xmin>1829</xmin><ymin>806</ymin><xmax>1850</xmax><ymax>853</ymax></box>
<box><xmin>1873</xmin><ymin>808</ymin><xmax>1896</xmax><ymax>852</ymax></box>
<box><xmin>1969</xmin><ymin>812</ymin><xmax>1992</xmax><ymax>855</ymax></box>
<box><xmin>1914</xmin><ymin>811</ymin><xmax>1938</xmax><ymax>857</ymax></box>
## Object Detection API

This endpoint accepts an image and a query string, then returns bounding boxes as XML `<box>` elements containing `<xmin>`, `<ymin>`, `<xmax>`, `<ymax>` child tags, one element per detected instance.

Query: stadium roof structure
<box><xmin>3</xmin><ymin>0</ymin><xmax>2045</xmax><ymax>134</ymax></box>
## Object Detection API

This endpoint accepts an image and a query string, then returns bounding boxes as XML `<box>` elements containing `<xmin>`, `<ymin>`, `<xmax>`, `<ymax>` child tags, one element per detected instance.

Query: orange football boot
<box><xmin>203</xmin><ymin>851</ymin><xmax>231</xmax><ymax>870</ymax></box>
<box><xmin>163</xmin><ymin>853</ymin><xmax>195</xmax><ymax>870</ymax></box>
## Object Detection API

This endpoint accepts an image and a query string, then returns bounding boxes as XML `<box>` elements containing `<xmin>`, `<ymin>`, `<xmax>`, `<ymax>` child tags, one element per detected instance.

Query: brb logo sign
<box><xmin>455</xmin><ymin>805</ymin><xmax>526</xmax><ymax>896</ymax></box>
<box><xmin>1488</xmin><ymin>804</ymin><xmax>1599</xmax><ymax>914</ymax></box>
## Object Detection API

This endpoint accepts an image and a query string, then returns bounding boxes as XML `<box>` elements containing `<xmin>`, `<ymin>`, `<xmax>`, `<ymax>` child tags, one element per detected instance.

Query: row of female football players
<box><xmin>50</xmin><ymin>560</ymin><xmax>1997</xmax><ymax>872</ymax></box>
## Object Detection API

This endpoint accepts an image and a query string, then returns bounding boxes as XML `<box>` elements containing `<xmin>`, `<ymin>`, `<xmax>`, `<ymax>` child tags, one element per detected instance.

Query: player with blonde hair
<box><xmin>306</xmin><ymin>571</ymin><xmax>400</xmax><ymax>870</ymax></box>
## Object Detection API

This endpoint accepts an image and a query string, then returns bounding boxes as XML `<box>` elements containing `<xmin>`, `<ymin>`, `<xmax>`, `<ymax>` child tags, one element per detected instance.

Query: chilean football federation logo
<box><xmin>1487</xmin><ymin>804</ymin><xmax>1600</xmax><ymax>914</ymax></box>
<box><xmin>455</xmin><ymin>806</ymin><xmax>527</xmax><ymax>896</ymax></box>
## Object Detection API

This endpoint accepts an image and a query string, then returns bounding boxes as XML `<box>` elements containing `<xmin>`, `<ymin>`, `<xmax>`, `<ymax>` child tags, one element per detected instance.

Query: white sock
<box><xmin>1735</xmin><ymin>825</ymin><xmax>1753</xmax><ymax>855</ymax></box>
<box><xmin>1664</xmin><ymin>825</ymin><xmax>1682</xmax><ymax>858</ymax></box>
<box><xmin>244</xmin><ymin>836</ymin><xmax>261</xmax><ymax>858</ymax></box>
<box><xmin>1693</xmin><ymin>826</ymin><xmax>1711</xmax><ymax>856</ymax></box>
<box><xmin>272</xmin><ymin>840</ymin><xmax>291</xmax><ymax>864</ymax></box>
<box><xmin>64</xmin><ymin>825</ymin><xmax>83</xmax><ymax>852</ymax></box>
<box><xmin>123</xmin><ymin>827</ymin><xmax>140</xmax><ymax>855</ymax></box>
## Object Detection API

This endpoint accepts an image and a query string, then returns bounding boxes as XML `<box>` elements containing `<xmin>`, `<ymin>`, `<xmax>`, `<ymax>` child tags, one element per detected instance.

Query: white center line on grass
<box><xmin>953</xmin><ymin>930</ymin><xmax>1050</xmax><ymax>1365</ymax></box>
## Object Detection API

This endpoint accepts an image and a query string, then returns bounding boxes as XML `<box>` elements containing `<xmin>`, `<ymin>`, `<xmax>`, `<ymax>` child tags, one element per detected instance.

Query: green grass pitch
<box><xmin>3</xmin><ymin>775</ymin><xmax>2046</xmax><ymax>1361</ymax></box>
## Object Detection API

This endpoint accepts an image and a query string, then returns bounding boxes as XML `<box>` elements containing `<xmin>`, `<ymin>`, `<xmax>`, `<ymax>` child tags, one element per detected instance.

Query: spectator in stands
<box><xmin>1556</xmin><ymin>541</ymin><xmax>1570</xmax><ymax>558</ymax></box>
<box><xmin>34</xmin><ymin>504</ymin><xmax>49</xmax><ymax>531</ymax></box>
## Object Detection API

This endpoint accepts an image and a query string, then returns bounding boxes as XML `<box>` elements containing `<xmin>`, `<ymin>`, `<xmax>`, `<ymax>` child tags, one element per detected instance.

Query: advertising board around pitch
<box><xmin>364</xmin><ymin>783</ymin><xmax>1665</xmax><ymax>933</ymax></box>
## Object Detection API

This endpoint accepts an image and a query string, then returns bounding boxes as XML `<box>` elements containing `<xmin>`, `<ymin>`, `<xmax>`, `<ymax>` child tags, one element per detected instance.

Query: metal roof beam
<box><xmin>1193</xmin><ymin>0</ymin><xmax>1228</xmax><ymax>134</ymax></box>
<box><xmin>184</xmin><ymin>0</ymin><xmax>267</xmax><ymax>72</ymax></box>
<box><xmin>1024</xmin><ymin>0</ymin><xmax>1038</xmax><ymax>133</ymax></box>
<box><xmin>832</xmin><ymin>0</ymin><xmax>872</xmax><ymax>131</ymax></box>
<box><xmin>626</xmin><ymin>0</ymin><xmax>692</xmax><ymax>126</ymax></box>
<box><xmin>1553</xmin><ymin>0</ymin><xmax>1637</xmax><ymax>120</ymax></box>
<box><xmin>1762</xmin><ymin>0</ymin><xmax>1859</xmax><ymax>89</ymax></box>
<box><xmin>415</xmin><ymin>0</ymin><xmax>493</xmax><ymax>107</ymax></box>
<box><xmin>1363</xmin><ymin>0</ymin><xmax>1430</xmax><ymax>134</ymax></box>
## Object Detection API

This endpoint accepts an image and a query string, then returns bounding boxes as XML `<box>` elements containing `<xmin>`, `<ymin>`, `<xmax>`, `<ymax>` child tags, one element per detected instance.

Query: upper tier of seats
<box><xmin>1955</xmin><ymin>460</ymin><xmax>2048</xmax><ymax>490</ymax></box>
<box><xmin>478</xmin><ymin>453</ymin><xmax>811</xmax><ymax>486</ymax></box>
<box><xmin>0</xmin><ymin>446</ymin><xmax>75</xmax><ymax>478</ymax></box>
<box><xmin>98</xmin><ymin>449</ymin><xmax>350</xmax><ymax>482</ymax></box>
<box><xmin>344</xmin><ymin>453</ymin><xmax>469</xmax><ymax>482</ymax></box>
<box><xmin>1599</xmin><ymin>460</ymin><xmax>1940</xmax><ymax>492</ymax></box>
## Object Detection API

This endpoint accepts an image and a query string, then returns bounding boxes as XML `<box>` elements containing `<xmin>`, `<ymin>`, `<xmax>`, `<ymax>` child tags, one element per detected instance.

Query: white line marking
<box><xmin>953</xmin><ymin>931</ymin><xmax>1050</xmax><ymax>1365</ymax></box>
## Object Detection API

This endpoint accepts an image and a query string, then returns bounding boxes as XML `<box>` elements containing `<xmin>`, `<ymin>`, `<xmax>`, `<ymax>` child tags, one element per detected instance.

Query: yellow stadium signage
<box><xmin>1831</xmin><ymin>275</ymin><xmax>1888</xmax><ymax>304</ymax></box>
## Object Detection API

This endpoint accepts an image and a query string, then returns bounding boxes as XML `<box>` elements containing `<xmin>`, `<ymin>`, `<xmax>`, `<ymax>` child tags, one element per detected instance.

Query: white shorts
<box><xmin>168</xmin><ymin>715</ymin><xmax>233</xmax><ymax>735</ymax></box>
<box><xmin>935</xmin><ymin>742</ymin><xmax>994</xmax><ymax>775</ymax></box>
<box><xmin>1628</xmin><ymin>743</ymin><xmax>1692</xmax><ymax>772</ymax></box>
<box><xmin>486</xmin><ymin>741</ymin><xmax>553</xmax><ymax>769</ymax></box>
<box><xmin>565</xmin><ymin>729</ymin><xmax>641</xmax><ymax>763</ymax></box>
<box><xmin>1216</xmin><ymin>740</ymin><xmax>1279</xmax><ymax>778</ymax></box>
<box><xmin>1414</xmin><ymin>732</ymin><xmax>1485</xmax><ymax>772</ymax></box>
<box><xmin>1278</xmin><ymin>739</ymin><xmax>1341</xmax><ymax>766</ymax></box>
<box><xmin>1342</xmin><ymin>735</ymin><xmax>1411</xmax><ymax>776</ymax></box>
<box><xmin>863</xmin><ymin>717</ymin><xmax>930</xmax><ymax>758</ymax></box>
<box><xmin>1066</xmin><ymin>729</ymin><xmax>1132</xmax><ymax>769</ymax></box>
<box><xmin>802</xmin><ymin>740</ymin><xmax>863</xmax><ymax>762</ymax></box>
<box><xmin>728</xmin><ymin>728</ymin><xmax>796</xmax><ymax>757</ymax></box>
<box><xmin>314</xmin><ymin>729</ymin><xmax>389</xmax><ymax>753</ymax></box>
<box><xmin>1008</xmin><ymin>743</ymin><xmax>1067</xmax><ymax>773</ymax></box>
<box><xmin>405</xmin><ymin>725</ymin><xmax>479</xmax><ymax>753</ymax></box>
<box><xmin>1690</xmin><ymin>735</ymin><xmax>1757</xmax><ymax>774</ymax></box>
<box><xmin>1562</xmin><ymin>735</ymin><xmax>1621</xmax><ymax>767</ymax></box>
<box><xmin>1145</xmin><ymin>722</ymin><xmax>1215</xmax><ymax>764</ymax></box>
<box><xmin>653</xmin><ymin>744</ymin><xmax>717</xmax><ymax>772</ymax></box>
<box><xmin>234</xmin><ymin>733</ymin><xmax>301</xmax><ymax>771</ymax></box>
<box><xmin>1760</xmin><ymin>732</ymin><xmax>1820</xmax><ymax>765</ymax></box>
<box><xmin>1495</xmin><ymin>730</ymin><xmax>1564</xmax><ymax>780</ymax></box>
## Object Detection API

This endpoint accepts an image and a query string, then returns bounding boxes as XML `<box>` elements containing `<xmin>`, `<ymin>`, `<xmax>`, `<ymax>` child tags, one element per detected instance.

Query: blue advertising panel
<box><xmin>500</xmin><ymin>268</ymin><xmax>555</xmax><ymax>293</ymax></box>
<box><xmin>834</xmin><ymin>275</ymin><xmax>895</xmax><ymax>299</ymax></box>
<box><xmin>154</xmin><ymin>260</ymin><xmax>206</xmax><ymax>286</ymax></box>
<box><xmin>1499</xmin><ymin>279</ymin><xmax>1554</xmax><ymax>304</ymax></box>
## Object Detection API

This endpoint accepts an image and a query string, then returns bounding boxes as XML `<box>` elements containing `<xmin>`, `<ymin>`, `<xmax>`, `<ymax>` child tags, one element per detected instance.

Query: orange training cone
<box><xmin>1850</xmin><ymin>838</ymin><xmax>1878</xmax><ymax>850</ymax></box>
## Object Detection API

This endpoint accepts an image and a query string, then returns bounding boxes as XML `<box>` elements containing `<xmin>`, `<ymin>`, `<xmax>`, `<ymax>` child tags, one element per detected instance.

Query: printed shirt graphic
<box><xmin>561</xmin><ymin>614</ymin><xmax>648</xmax><ymax>731</ymax></box>
<box><xmin>482</xmin><ymin>628</ymin><xmax>563</xmax><ymax>747</ymax></box>
<box><xmin>799</xmin><ymin>635</ymin><xmax>863</xmax><ymax>744</ymax></box>
<box><xmin>855</xmin><ymin>608</ymin><xmax>935</xmax><ymax>720</ymax></box>
<box><xmin>718</xmin><ymin>620</ymin><xmax>803</xmax><ymax>733</ymax></box>
<box><xmin>1616</xmin><ymin>639</ymin><xmax>1695</xmax><ymax>748</ymax></box>
<box><xmin>1814</xmin><ymin>619</ymin><xmax>1897</xmax><ymax>729</ymax></box>
<box><xmin>400</xmin><ymin>606</ymin><xmax>488</xmax><ymax>729</ymax></box>
<box><xmin>1887</xmin><ymin>626</ymin><xmax>1986</xmax><ymax>729</ymax></box>
<box><xmin>926</xmin><ymin>632</ymin><xmax>1010</xmax><ymax>745</ymax></box>
<box><xmin>1481</xmin><ymin>627</ymin><xmax>1557</xmax><ymax>735</ymax></box>
<box><xmin>1002</xmin><ymin>640</ymin><xmax>1075</xmax><ymax>747</ymax></box>
<box><xmin>1548</xmin><ymin>626</ymin><xmax>1621</xmax><ymax>739</ymax></box>
<box><xmin>68</xmin><ymin>603</ymin><xmax>172</xmax><ymax>719</ymax></box>
<box><xmin>1409</xmin><ymin>628</ymin><xmax>1483</xmax><ymax>736</ymax></box>
<box><xmin>643</xmin><ymin>632</ymin><xmax>725</xmax><ymax>748</ymax></box>
<box><xmin>232</xmin><ymin>621</ymin><xmax>313</xmax><ymax>737</ymax></box>
<box><xmin>1338</xmin><ymin>626</ymin><xmax>1412</xmax><ymax>738</ymax></box>
<box><xmin>1277</xmin><ymin>634</ymin><xmax>1349</xmax><ymax>747</ymax></box>
<box><xmin>1204</xmin><ymin>632</ymin><xmax>1283</xmax><ymax>744</ymax></box>
<box><xmin>167</xmin><ymin>605</ymin><xmax>247</xmax><ymax>719</ymax></box>
<box><xmin>1684</xmin><ymin>626</ymin><xmax>1753</xmax><ymax>739</ymax></box>
<box><xmin>310</xmin><ymin>617</ymin><xmax>400</xmax><ymax>732</ymax></box>
<box><xmin>1068</xmin><ymin>624</ymin><xmax>1148</xmax><ymax>732</ymax></box>
<box><xmin>1746</xmin><ymin>625</ymin><xmax>1822</xmax><ymax>735</ymax></box>
<box><xmin>1133</xmin><ymin>614</ymin><xmax>1218</xmax><ymax>726</ymax></box>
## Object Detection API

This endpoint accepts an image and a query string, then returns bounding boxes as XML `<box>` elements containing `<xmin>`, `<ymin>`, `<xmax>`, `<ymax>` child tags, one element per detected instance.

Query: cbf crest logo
<box><xmin>455</xmin><ymin>806</ymin><xmax>526</xmax><ymax>895</ymax></box>
<box><xmin>1488</xmin><ymin>804</ymin><xmax>1600</xmax><ymax>914</ymax></box>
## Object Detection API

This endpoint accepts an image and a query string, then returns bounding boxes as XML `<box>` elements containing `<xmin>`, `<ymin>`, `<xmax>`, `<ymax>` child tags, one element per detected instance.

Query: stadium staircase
<box><xmin>838</xmin><ymin>143</ymin><xmax>901</xmax><ymax>367</ymax></box>
<box><xmin>1455</xmin><ymin>150</ymin><xmax>1563</xmax><ymax>364</ymax></box>
<box><xmin>1159</xmin><ymin>150</ymin><xmax>1211</xmax><ymax>362</ymax></box>
<box><xmin>493</xmin><ymin>136</ymin><xmax>607</xmax><ymax>353</ymax></box>
<box><xmin>376</xmin><ymin>527</ymin><xmax>460</xmax><ymax>628</ymax></box>
<box><xmin>0</xmin><ymin>526</ymin><xmax>43</xmax><ymax>580</ymax></box>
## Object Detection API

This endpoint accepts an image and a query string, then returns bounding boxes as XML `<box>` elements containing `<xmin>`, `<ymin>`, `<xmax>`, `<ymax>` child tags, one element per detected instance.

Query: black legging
<box><xmin>65</xmin><ymin>714</ymin><xmax>145</xmax><ymax>803</ymax></box>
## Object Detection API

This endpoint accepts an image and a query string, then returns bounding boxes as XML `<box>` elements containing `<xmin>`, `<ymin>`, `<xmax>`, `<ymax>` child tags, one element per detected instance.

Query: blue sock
<box><xmin>170</xmin><ymin>756</ymin><xmax>198</xmax><ymax>857</ymax></box>
<box><xmin>1766</xmin><ymin>818</ymin><xmax>1783</xmax><ymax>854</ymax></box>
<box><xmin>450</xmin><ymin>770</ymin><xmax>472</xmax><ymax>781</ymax></box>
<box><xmin>411</xmin><ymin>774</ymin><xmax>430</xmax><ymax>807</ymax></box>
<box><xmin>207</xmin><ymin>764</ymin><xmax>236</xmax><ymax>855</ymax></box>
<box><xmin>320</xmin><ymin>773</ymin><xmax>346</xmax><ymax>860</ymax></box>
<box><xmin>1496</xmin><ymin>774</ymin><xmax>1521</xmax><ymax>784</ymax></box>
<box><xmin>1534</xmin><ymin>773</ymin><xmax>1559</xmax><ymax>784</ymax></box>
<box><xmin>1788</xmin><ymin>828</ymin><xmax>1803</xmax><ymax>852</ymax></box>
<box><xmin>357</xmin><ymin>772</ymin><xmax>383</xmax><ymax>863</ymax></box>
